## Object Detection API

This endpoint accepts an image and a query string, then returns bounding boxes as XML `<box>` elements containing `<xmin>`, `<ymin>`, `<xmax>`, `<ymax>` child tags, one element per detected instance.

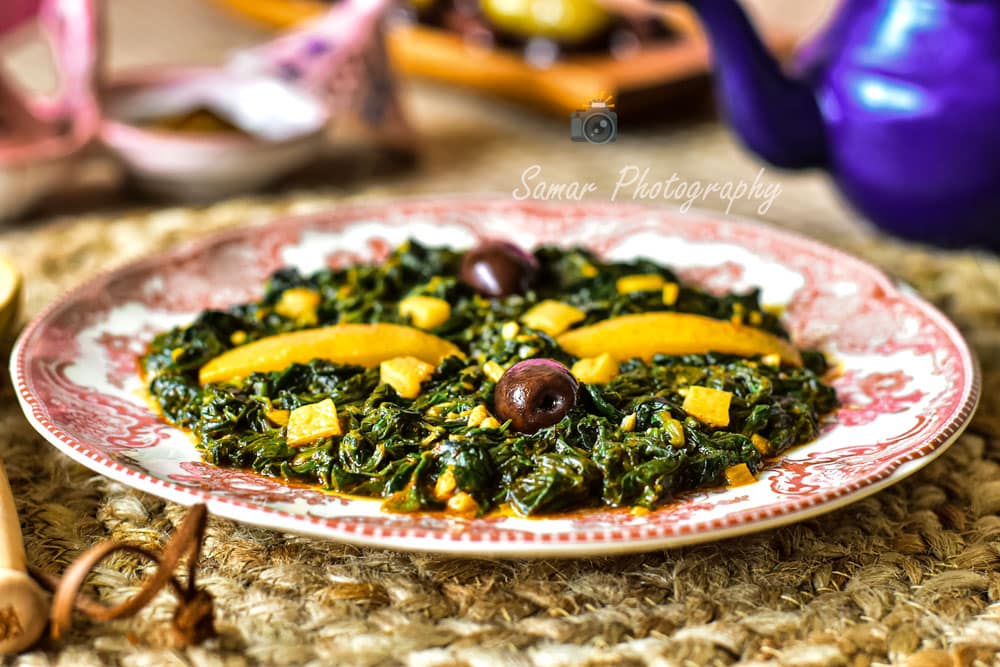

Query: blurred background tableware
<box><xmin>209</xmin><ymin>0</ymin><xmax>794</xmax><ymax>117</ymax></box>
<box><xmin>654</xmin><ymin>0</ymin><xmax>1000</xmax><ymax>250</ymax></box>
<box><xmin>0</xmin><ymin>0</ymin><xmax>100</xmax><ymax>221</ymax></box>
<box><xmin>100</xmin><ymin>68</ymin><xmax>328</xmax><ymax>201</ymax></box>
<box><xmin>100</xmin><ymin>0</ymin><xmax>409</xmax><ymax>201</ymax></box>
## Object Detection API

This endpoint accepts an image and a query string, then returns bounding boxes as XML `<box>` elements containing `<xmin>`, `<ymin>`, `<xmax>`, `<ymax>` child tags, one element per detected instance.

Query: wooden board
<box><xmin>210</xmin><ymin>0</ymin><xmax>791</xmax><ymax>116</ymax></box>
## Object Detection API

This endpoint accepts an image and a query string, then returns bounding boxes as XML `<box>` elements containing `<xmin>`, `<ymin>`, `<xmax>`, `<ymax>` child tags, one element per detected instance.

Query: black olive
<box><xmin>459</xmin><ymin>241</ymin><xmax>538</xmax><ymax>297</ymax></box>
<box><xmin>494</xmin><ymin>359</ymin><xmax>578</xmax><ymax>434</ymax></box>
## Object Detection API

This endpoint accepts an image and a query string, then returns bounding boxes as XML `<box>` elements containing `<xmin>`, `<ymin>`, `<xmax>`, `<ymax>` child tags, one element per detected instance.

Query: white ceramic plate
<box><xmin>12</xmin><ymin>199</ymin><xmax>980</xmax><ymax>557</ymax></box>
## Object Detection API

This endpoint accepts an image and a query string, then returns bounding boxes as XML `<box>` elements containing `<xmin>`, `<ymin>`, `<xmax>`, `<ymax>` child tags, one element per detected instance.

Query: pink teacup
<box><xmin>100</xmin><ymin>67</ymin><xmax>328</xmax><ymax>201</ymax></box>
<box><xmin>0</xmin><ymin>0</ymin><xmax>99</xmax><ymax>220</ymax></box>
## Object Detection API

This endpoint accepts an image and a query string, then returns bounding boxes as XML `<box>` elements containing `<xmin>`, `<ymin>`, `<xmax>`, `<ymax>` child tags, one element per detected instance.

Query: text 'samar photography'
<box><xmin>513</xmin><ymin>165</ymin><xmax>784</xmax><ymax>215</ymax></box>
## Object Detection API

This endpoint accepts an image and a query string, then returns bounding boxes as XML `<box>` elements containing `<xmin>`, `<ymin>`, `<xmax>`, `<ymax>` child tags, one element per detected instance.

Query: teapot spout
<box><xmin>688</xmin><ymin>0</ymin><xmax>827</xmax><ymax>169</ymax></box>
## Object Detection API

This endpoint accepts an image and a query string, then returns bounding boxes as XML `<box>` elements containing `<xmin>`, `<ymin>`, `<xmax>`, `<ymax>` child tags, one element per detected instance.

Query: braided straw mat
<box><xmin>3</xmin><ymin>111</ymin><xmax>1000</xmax><ymax>666</ymax></box>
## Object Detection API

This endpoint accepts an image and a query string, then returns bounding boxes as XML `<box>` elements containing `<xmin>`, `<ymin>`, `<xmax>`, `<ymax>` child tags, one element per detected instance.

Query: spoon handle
<box><xmin>0</xmin><ymin>458</ymin><xmax>50</xmax><ymax>656</ymax></box>
<box><xmin>0</xmin><ymin>460</ymin><xmax>27</xmax><ymax>574</ymax></box>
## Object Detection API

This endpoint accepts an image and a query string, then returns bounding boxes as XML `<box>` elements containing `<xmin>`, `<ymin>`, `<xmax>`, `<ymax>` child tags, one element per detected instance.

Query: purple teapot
<box><xmin>678</xmin><ymin>0</ymin><xmax>1000</xmax><ymax>250</ymax></box>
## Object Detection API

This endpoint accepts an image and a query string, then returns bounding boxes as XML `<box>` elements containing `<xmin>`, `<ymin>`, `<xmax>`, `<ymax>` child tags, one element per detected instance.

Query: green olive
<box><xmin>480</xmin><ymin>0</ymin><xmax>612</xmax><ymax>45</ymax></box>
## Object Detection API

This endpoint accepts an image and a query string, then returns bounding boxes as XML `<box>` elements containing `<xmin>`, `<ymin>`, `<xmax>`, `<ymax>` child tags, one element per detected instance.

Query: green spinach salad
<box><xmin>141</xmin><ymin>240</ymin><xmax>837</xmax><ymax>517</ymax></box>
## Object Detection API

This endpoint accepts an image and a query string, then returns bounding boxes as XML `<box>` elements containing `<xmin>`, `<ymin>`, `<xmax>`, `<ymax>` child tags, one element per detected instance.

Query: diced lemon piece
<box><xmin>447</xmin><ymin>492</ymin><xmax>479</xmax><ymax>514</ymax></box>
<box><xmin>434</xmin><ymin>468</ymin><xmax>457</xmax><ymax>500</ymax></box>
<box><xmin>620</xmin><ymin>413</ymin><xmax>637</xmax><ymax>432</ymax></box>
<box><xmin>501</xmin><ymin>321</ymin><xmax>520</xmax><ymax>340</ymax></box>
<box><xmin>380</xmin><ymin>356</ymin><xmax>435</xmax><ymax>399</ymax></box>
<box><xmin>426</xmin><ymin>402</ymin><xmax>452</xmax><ymax>419</ymax></box>
<box><xmin>660</xmin><ymin>413</ymin><xmax>686</xmax><ymax>447</ymax></box>
<box><xmin>230</xmin><ymin>330</ymin><xmax>247</xmax><ymax>345</ymax></box>
<box><xmin>557</xmin><ymin>312</ymin><xmax>803</xmax><ymax>367</ymax></box>
<box><xmin>661</xmin><ymin>282</ymin><xmax>680</xmax><ymax>306</ymax></box>
<box><xmin>0</xmin><ymin>256</ymin><xmax>21</xmax><ymax>341</ymax></box>
<box><xmin>761</xmin><ymin>353</ymin><xmax>781</xmax><ymax>368</ymax></box>
<box><xmin>480</xmin><ymin>417</ymin><xmax>502</xmax><ymax>430</ymax></box>
<box><xmin>286</xmin><ymin>398</ymin><xmax>342</xmax><ymax>447</ymax></box>
<box><xmin>399</xmin><ymin>295</ymin><xmax>451</xmax><ymax>330</ymax></box>
<box><xmin>467</xmin><ymin>404</ymin><xmax>492</xmax><ymax>428</ymax></box>
<box><xmin>199</xmin><ymin>323</ymin><xmax>462</xmax><ymax>385</ymax></box>
<box><xmin>616</xmin><ymin>274</ymin><xmax>665</xmax><ymax>294</ymax></box>
<box><xmin>580</xmin><ymin>262</ymin><xmax>598</xmax><ymax>278</ymax></box>
<box><xmin>682</xmin><ymin>386</ymin><xmax>733</xmax><ymax>428</ymax></box>
<box><xmin>266</xmin><ymin>409</ymin><xmax>290</xmax><ymax>426</ymax></box>
<box><xmin>725</xmin><ymin>463</ymin><xmax>756</xmax><ymax>487</ymax></box>
<box><xmin>751</xmin><ymin>434</ymin><xmax>772</xmax><ymax>456</ymax></box>
<box><xmin>483</xmin><ymin>360</ymin><xmax>505</xmax><ymax>383</ymax></box>
<box><xmin>749</xmin><ymin>311</ymin><xmax>763</xmax><ymax>326</ymax></box>
<box><xmin>467</xmin><ymin>405</ymin><xmax>501</xmax><ymax>429</ymax></box>
<box><xmin>571</xmin><ymin>353</ymin><xmax>618</xmax><ymax>384</ymax></box>
<box><xmin>275</xmin><ymin>287</ymin><xmax>321</xmax><ymax>324</ymax></box>
<box><xmin>521</xmin><ymin>300</ymin><xmax>586</xmax><ymax>336</ymax></box>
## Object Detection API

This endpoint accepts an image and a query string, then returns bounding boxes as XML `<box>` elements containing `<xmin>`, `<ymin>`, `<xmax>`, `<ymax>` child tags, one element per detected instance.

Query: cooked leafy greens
<box><xmin>142</xmin><ymin>241</ymin><xmax>837</xmax><ymax>516</ymax></box>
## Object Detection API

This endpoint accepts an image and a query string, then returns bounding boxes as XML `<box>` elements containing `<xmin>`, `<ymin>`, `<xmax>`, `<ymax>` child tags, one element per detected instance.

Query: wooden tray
<box><xmin>210</xmin><ymin>0</ymin><xmax>787</xmax><ymax>116</ymax></box>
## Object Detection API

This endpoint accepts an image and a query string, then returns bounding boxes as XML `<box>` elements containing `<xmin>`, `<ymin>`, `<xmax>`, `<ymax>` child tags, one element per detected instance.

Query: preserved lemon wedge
<box><xmin>0</xmin><ymin>257</ymin><xmax>20</xmax><ymax>340</ymax></box>
<box><xmin>557</xmin><ymin>312</ymin><xmax>802</xmax><ymax>367</ymax></box>
<box><xmin>199</xmin><ymin>323</ymin><xmax>463</xmax><ymax>385</ymax></box>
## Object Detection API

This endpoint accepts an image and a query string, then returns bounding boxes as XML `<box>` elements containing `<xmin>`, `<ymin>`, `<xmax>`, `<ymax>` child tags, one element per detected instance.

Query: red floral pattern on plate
<box><xmin>677</xmin><ymin>261</ymin><xmax>746</xmax><ymax>296</ymax></box>
<box><xmin>834</xmin><ymin>370</ymin><xmax>926</xmax><ymax>427</ymax></box>
<box><xmin>10</xmin><ymin>199</ymin><xmax>980</xmax><ymax>557</ymax></box>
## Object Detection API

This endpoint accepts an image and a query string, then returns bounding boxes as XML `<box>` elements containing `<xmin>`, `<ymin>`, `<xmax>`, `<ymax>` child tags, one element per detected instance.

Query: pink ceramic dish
<box><xmin>11</xmin><ymin>199</ymin><xmax>980</xmax><ymax>557</ymax></box>
<box><xmin>100</xmin><ymin>67</ymin><xmax>327</xmax><ymax>202</ymax></box>
<box><xmin>0</xmin><ymin>0</ymin><xmax>100</xmax><ymax>220</ymax></box>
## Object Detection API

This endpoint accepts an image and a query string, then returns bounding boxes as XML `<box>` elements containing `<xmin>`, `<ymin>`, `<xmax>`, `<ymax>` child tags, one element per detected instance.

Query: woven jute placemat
<box><xmin>3</xmin><ymin>115</ymin><xmax>1000</xmax><ymax>666</ymax></box>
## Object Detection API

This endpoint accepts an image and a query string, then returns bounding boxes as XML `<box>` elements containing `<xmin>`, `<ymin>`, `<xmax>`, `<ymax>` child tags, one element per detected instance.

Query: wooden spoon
<box><xmin>0</xmin><ymin>257</ymin><xmax>44</xmax><ymax>655</ymax></box>
<box><xmin>0</xmin><ymin>462</ymin><xmax>47</xmax><ymax>655</ymax></box>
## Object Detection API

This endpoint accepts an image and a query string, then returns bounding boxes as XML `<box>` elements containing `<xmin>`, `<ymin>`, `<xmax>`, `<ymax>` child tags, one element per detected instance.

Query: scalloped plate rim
<box><xmin>10</xmin><ymin>197</ymin><xmax>981</xmax><ymax>557</ymax></box>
